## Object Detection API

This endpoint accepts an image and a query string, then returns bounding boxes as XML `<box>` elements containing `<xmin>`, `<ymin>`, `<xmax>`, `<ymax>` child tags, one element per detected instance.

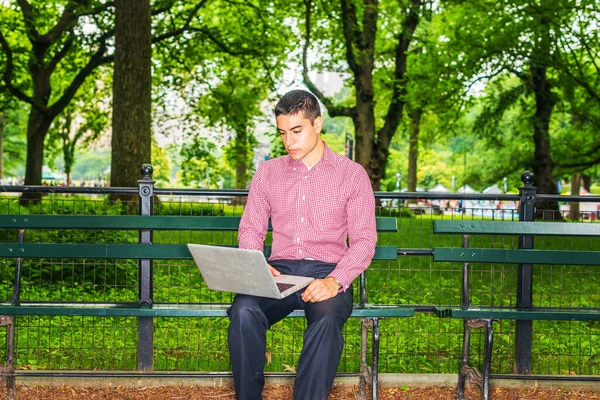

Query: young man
<box><xmin>227</xmin><ymin>90</ymin><xmax>377</xmax><ymax>400</ymax></box>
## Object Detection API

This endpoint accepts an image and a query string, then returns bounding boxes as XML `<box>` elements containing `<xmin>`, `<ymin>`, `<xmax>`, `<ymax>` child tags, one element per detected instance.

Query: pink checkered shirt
<box><xmin>238</xmin><ymin>142</ymin><xmax>377</xmax><ymax>291</ymax></box>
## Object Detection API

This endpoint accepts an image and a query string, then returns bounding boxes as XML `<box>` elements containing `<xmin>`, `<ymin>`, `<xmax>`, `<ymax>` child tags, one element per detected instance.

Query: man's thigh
<box><xmin>303</xmin><ymin>285</ymin><xmax>353</xmax><ymax>326</ymax></box>
<box><xmin>228</xmin><ymin>293</ymin><xmax>300</xmax><ymax>328</ymax></box>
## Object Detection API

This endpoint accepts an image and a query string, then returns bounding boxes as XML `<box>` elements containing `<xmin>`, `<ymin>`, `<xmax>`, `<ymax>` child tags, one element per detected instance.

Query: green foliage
<box><xmin>151</xmin><ymin>140</ymin><xmax>173</xmax><ymax>187</ymax></box>
<box><xmin>178</xmin><ymin>136</ymin><xmax>222</xmax><ymax>188</ymax></box>
<box><xmin>1</xmin><ymin>101</ymin><xmax>27</xmax><ymax>177</ymax></box>
<box><xmin>45</xmin><ymin>68</ymin><xmax>111</xmax><ymax>182</ymax></box>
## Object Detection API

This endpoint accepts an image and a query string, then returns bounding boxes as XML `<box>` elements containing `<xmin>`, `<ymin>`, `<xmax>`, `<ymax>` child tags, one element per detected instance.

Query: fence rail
<box><xmin>0</xmin><ymin>168</ymin><xmax>599</xmax><ymax>380</ymax></box>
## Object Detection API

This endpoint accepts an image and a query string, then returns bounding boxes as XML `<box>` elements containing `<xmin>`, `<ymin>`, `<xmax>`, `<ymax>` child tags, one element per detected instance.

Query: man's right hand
<box><xmin>268</xmin><ymin>264</ymin><xmax>280</xmax><ymax>276</ymax></box>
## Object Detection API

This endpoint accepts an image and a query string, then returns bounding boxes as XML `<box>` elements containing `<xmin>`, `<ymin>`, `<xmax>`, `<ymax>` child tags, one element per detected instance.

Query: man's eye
<box><xmin>293</xmin><ymin>130</ymin><xmax>301</xmax><ymax>134</ymax></box>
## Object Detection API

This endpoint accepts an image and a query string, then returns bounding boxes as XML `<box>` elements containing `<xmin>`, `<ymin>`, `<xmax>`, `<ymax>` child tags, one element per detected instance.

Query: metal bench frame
<box><xmin>433</xmin><ymin>218</ymin><xmax>600</xmax><ymax>400</ymax></box>
<box><xmin>0</xmin><ymin>166</ymin><xmax>411</xmax><ymax>400</ymax></box>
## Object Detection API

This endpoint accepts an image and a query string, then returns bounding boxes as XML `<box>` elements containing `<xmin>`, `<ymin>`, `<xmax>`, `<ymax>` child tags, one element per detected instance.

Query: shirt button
<box><xmin>300</xmin><ymin>217</ymin><xmax>304</xmax><ymax>222</ymax></box>
<box><xmin>304</xmin><ymin>175</ymin><xmax>308</xmax><ymax>179</ymax></box>
<box><xmin>297</xmin><ymin>238</ymin><xmax>300</xmax><ymax>243</ymax></box>
<box><xmin>299</xmin><ymin>249</ymin><xmax>303</xmax><ymax>254</ymax></box>
<box><xmin>294</xmin><ymin>168</ymin><xmax>297</xmax><ymax>171</ymax></box>
<box><xmin>302</xmin><ymin>195</ymin><xmax>305</xmax><ymax>200</ymax></box>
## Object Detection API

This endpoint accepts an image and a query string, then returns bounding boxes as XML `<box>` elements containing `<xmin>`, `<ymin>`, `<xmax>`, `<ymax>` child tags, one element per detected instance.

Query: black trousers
<box><xmin>227</xmin><ymin>259</ymin><xmax>354</xmax><ymax>400</ymax></box>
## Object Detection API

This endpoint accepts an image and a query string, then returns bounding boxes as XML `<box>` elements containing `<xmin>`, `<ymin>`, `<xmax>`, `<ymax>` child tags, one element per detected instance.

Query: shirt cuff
<box><xmin>327</xmin><ymin>271</ymin><xmax>350</xmax><ymax>292</ymax></box>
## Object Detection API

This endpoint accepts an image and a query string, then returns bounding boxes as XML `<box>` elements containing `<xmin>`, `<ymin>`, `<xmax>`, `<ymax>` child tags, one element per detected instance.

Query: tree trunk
<box><xmin>232</xmin><ymin>128</ymin><xmax>249</xmax><ymax>205</ymax></box>
<box><xmin>353</xmin><ymin>49</ymin><xmax>376</xmax><ymax>184</ymax></box>
<box><xmin>0</xmin><ymin>111</ymin><xmax>4</xmax><ymax>181</ymax></box>
<box><xmin>110</xmin><ymin>0</ymin><xmax>152</xmax><ymax>199</ymax></box>
<box><xmin>569</xmin><ymin>173</ymin><xmax>581</xmax><ymax>221</ymax></box>
<box><xmin>64</xmin><ymin>139</ymin><xmax>73</xmax><ymax>186</ymax></box>
<box><xmin>20</xmin><ymin>108</ymin><xmax>53</xmax><ymax>204</ymax></box>
<box><xmin>581</xmin><ymin>174</ymin><xmax>591</xmax><ymax>192</ymax></box>
<box><xmin>530</xmin><ymin>60</ymin><xmax>559</xmax><ymax>219</ymax></box>
<box><xmin>406</xmin><ymin>109</ymin><xmax>422</xmax><ymax>204</ymax></box>
<box><xmin>234</xmin><ymin>129</ymin><xmax>249</xmax><ymax>189</ymax></box>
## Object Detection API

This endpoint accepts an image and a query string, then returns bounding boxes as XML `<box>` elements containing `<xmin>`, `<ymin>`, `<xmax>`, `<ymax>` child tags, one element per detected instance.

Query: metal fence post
<box><xmin>515</xmin><ymin>171</ymin><xmax>536</xmax><ymax>374</ymax></box>
<box><xmin>138</xmin><ymin>164</ymin><xmax>155</xmax><ymax>370</ymax></box>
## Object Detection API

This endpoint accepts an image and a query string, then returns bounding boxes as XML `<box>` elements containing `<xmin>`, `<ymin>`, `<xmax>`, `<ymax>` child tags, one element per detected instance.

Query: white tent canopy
<box><xmin>456</xmin><ymin>184</ymin><xmax>479</xmax><ymax>194</ymax></box>
<box><xmin>482</xmin><ymin>184</ymin><xmax>503</xmax><ymax>194</ymax></box>
<box><xmin>428</xmin><ymin>183</ymin><xmax>450</xmax><ymax>192</ymax></box>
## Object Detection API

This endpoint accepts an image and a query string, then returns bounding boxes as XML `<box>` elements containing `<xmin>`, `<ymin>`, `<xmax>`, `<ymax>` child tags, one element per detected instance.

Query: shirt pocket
<box><xmin>312</xmin><ymin>198</ymin><xmax>346</xmax><ymax>232</ymax></box>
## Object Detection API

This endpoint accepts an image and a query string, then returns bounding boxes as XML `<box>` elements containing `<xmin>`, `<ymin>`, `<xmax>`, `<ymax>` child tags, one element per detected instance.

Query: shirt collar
<box><xmin>284</xmin><ymin>141</ymin><xmax>338</xmax><ymax>172</ymax></box>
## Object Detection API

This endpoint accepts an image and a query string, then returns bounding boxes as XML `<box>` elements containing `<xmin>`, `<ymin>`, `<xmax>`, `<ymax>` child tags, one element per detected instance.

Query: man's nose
<box><xmin>285</xmin><ymin>132</ymin><xmax>295</xmax><ymax>145</ymax></box>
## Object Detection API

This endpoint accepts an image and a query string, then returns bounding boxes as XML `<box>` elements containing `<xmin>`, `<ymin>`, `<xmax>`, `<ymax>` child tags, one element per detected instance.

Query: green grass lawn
<box><xmin>0</xmin><ymin>196</ymin><xmax>599</xmax><ymax>375</ymax></box>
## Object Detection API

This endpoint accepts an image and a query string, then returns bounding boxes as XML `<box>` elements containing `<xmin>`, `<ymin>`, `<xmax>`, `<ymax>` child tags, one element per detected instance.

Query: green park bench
<box><xmin>0</xmin><ymin>213</ymin><xmax>412</xmax><ymax>400</ymax></box>
<box><xmin>432</xmin><ymin>220</ymin><xmax>600</xmax><ymax>400</ymax></box>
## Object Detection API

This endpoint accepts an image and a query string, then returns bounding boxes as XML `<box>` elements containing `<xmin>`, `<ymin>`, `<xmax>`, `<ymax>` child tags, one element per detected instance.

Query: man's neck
<box><xmin>302</xmin><ymin>140</ymin><xmax>325</xmax><ymax>169</ymax></box>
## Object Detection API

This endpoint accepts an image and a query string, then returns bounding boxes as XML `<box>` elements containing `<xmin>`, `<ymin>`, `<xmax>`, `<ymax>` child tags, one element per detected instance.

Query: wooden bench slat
<box><xmin>0</xmin><ymin>215</ymin><xmax>398</xmax><ymax>232</ymax></box>
<box><xmin>433</xmin><ymin>247</ymin><xmax>600</xmax><ymax>266</ymax></box>
<box><xmin>435</xmin><ymin>306</ymin><xmax>600</xmax><ymax>321</ymax></box>
<box><xmin>0</xmin><ymin>303</ymin><xmax>414</xmax><ymax>318</ymax></box>
<box><xmin>0</xmin><ymin>243</ymin><xmax>399</xmax><ymax>261</ymax></box>
<box><xmin>434</xmin><ymin>220</ymin><xmax>600</xmax><ymax>236</ymax></box>
<box><xmin>0</xmin><ymin>215</ymin><xmax>242</xmax><ymax>230</ymax></box>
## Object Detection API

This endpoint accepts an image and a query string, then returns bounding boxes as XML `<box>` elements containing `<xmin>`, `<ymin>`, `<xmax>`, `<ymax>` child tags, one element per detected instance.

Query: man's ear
<box><xmin>314</xmin><ymin>116</ymin><xmax>323</xmax><ymax>134</ymax></box>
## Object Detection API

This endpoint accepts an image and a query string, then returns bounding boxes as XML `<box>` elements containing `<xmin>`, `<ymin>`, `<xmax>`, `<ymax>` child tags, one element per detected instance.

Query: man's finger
<box><xmin>268</xmin><ymin>264</ymin><xmax>280</xmax><ymax>276</ymax></box>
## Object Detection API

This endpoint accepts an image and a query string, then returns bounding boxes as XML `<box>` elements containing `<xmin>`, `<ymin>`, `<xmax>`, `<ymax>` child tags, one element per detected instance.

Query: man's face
<box><xmin>276</xmin><ymin>113</ymin><xmax>323</xmax><ymax>164</ymax></box>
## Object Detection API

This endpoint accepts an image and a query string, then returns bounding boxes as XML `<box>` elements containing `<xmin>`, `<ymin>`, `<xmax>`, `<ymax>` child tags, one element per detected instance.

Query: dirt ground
<box><xmin>2</xmin><ymin>385</ymin><xmax>600</xmax><ymax>399</ymax></box>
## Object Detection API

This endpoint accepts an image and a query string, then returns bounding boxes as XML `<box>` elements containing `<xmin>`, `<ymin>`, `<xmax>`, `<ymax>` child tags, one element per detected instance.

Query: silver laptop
<box><xmin>187</xmin><ymin>244</ymin><xmax>314</xmax><ymax>299</ymax></box>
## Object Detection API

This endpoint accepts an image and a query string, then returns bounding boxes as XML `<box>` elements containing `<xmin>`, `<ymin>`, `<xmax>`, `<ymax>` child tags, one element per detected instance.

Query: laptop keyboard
<box><xmin>277</xmin><ymin>282</ymin><xmax>295</xmax><ymax>293</ymax></box>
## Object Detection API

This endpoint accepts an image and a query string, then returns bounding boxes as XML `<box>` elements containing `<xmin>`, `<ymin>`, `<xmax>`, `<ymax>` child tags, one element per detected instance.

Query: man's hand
<box><xmin>268</xmin><ymin>264</ymin><xmax>280</xmax><ymax>276</ymax></box>
<box><xmin>301</xmin><ymin>277</ymin><xmax>340</xmax><ymax>303</ymax></box>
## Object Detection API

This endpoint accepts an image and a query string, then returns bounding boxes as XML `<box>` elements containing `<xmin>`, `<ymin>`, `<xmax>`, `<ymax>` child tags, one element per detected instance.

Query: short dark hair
<box><xmin>274</xmin><ymin>90</ymin><xmax>321</xmax><ymax>122</ymax></box>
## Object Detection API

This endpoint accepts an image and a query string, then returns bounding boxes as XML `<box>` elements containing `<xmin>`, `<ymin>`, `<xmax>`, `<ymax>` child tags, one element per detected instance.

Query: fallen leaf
<box><xmin>282</xmin><ymin>364</ymin><xmax>296</xmax><ymax>373</ymax></box>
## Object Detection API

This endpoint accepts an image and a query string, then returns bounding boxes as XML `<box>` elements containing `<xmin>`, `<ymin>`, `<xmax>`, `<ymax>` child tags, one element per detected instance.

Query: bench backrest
<box><xmin>0</xmin><ymin>215</ymin><xmax>398</xmax><ymax>260</ymax></box>
<box><xmin>432</xmin><ymin>220</ymin><xmax>600</xmax><ymax>309</ymax></box>
<box><xmin>433</xmin><ymin>220</ymin><xmax>600</xmax><ymax>265</ymax></box>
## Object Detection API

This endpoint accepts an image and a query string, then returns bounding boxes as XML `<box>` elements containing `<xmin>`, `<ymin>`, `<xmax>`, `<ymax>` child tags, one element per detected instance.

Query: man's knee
<box><xmin>307</xmin><ymin>305</ymin><xmax>349</xmax><ymax>335</ymax></box>
<box><xmin>228</xmin><ymin>296</ymin><xmax>269</xmax><ymax>330</ymax></box>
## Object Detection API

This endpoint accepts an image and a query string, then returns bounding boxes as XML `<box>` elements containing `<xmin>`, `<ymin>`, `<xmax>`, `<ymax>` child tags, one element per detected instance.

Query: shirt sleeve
<box><xmin>238</xmin><ymin>164</ymin><xmax>271</xmax><ymax>251</ymax></box>
<box><xmin>327</xmin><ymin>167</ymin><xmax>377</xmax><ymax>291</ymax></box>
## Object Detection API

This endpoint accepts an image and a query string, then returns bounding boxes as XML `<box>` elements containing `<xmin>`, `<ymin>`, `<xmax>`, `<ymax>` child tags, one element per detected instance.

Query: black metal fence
<box><xmin>0</xmin><ymin>169</ymin><xmax>599</xmax><ymax>380</ymax></box>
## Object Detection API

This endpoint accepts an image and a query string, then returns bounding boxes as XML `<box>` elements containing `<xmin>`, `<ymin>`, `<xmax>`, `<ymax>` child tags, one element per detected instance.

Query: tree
<box><xmin>302</xmin><ymin>0</ymin><xmax>424</xmax><ymax>190</ymax></box>
<box><xmin>195</xmin><ymin>63</ymin><xmax>268</xmax><ymax>190</ymax></box>
<box><xmin>443</xmin><ymin>0</ymin><xmax>600</xmax><ymax>216</ymax></box>
<box><xmin>150</xmin><ymin>0</ymin><xmax>292</xmax><ymax>190</ymax></box>
<box><xmin>110</xmin><ymin>0</ymin><xmax>151</xmax><ymax>192</ymax></box>
<box><xmin>0</xmin><ymin>1</ymin><xmax>116</xmax><ymax>201</ymax></box>
<box><xmin>0</xmin><ymin>0</ymin><xmax>248</xmax><ymax>201</ymax></box>
<box><xmin>0</xmin><ymin>98</ymin><xmax>28</xmax><ymax>181</ymax></box>
<box><xmin>46</xmin><ymin>75</ymin><xmax>109</xmax><ymax>186</ymax></box>
<box><xmin>179</xmin><ymin>136</ymin><xmax>222</xmax><ymax>188</ymax></box>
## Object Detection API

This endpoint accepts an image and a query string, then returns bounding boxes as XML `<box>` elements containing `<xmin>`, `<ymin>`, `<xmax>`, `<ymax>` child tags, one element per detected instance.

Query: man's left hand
<box><xmin>301</xmin><ymin>277</ymin><xmax>340</xmax><ymax>303</ymax></box>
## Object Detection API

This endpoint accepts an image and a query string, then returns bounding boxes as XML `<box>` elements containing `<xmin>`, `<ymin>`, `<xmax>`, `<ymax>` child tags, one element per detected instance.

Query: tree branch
<box><xmin>339</xmin><ymin>0</ymin><xmax>361</xmax><ymax>75</ymax></box>
<box><xmin>47</xmin><ymin>38</ymin><xmax>111</xmax><ymax>117</ymax></box>
<box><xmin>0</xmin><ymin>29</ymin><xmax>48</xmax><ymax>114</ymax></box>
<box><xmin>17</xmin><ymin>0</ymin><xmax>40</xmax><ymax>43</ymax></box>
<box><xmin>556</xmin><ymin>153</ymin><xmax>600</xmax><ymax>169</ymax></box>
<box><xmin>378</xmin><ymin>0</ymin><xmax>421</xmax><ymax>145</ymax></box>
<box><xmin>47</xmin><ymin>35</ymin><xmax>74</xmax><ymax>75</ymax></box>
<box><xmin>38</xmin><ymin>1</ymin><xmax>79</xmax><ymax>45</ymax></box>
<box><xmin>151</xmin><ymin>0</ymin><xmax>208</xmax><ymax>43</ymax></box>
<box><xmin>569</xmin><ymin>72</ymin><xmax>600</xmax><ymax>105</ymax></box>
<box><xmin>151</xmin><ymin>0</ymin><xmax>176</xmax><ymax>16</ymax></box>
<box><xmin>360</xmin><ymin>0</ymin><xmax>378</xmax><ymax>51</ymax></box>
<box><xmin>258</xmin><ymin>56</ymin><xmax>278</xmax><ymax>93</ymax></box>
<box><xmin>302</xmin><ymin>0</ymin><xmax>355</xmax><ymax>118</ymax></box>
<box><xmin>77</xmin><ymin>1</ymin><xmax>115</xmax><ymax>18</ymax></box>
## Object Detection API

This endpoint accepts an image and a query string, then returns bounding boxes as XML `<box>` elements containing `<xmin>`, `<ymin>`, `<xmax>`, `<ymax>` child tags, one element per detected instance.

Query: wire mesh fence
<box><xmin>0</xmin><ymin>186</ymin><xmax>599</xmax><ymax>377</ymax></box>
